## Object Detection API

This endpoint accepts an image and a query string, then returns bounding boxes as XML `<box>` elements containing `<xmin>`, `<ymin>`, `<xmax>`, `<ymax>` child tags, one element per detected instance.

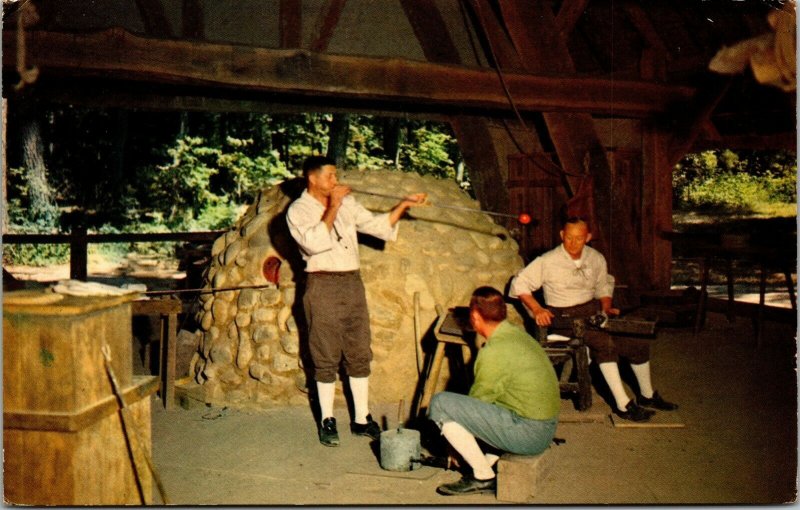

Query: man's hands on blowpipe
<box><xmin>390</xmin><ymin>192</ymin><xmax>428</xmax><ymax>226</ymax></box>
<box><xmin>402</xmin><ymin>193</ymin><xmax>428</xmax><ymax>207</ymax></box>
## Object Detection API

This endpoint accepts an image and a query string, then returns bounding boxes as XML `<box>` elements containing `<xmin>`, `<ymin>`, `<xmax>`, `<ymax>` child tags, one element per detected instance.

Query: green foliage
<box><xmin>153</xmin><ymin>136</ymin><xmax>223</xmax><ymax>226</ymax></box>
<box><xmin>673</xmin><ymin>150</ymin><xmax>797</xmax><ymax>212</ymax></box>
<box><xmin>346</xmin><ymin>117</ymin><xmax>394</xmax><ymax>169</ymax></box>
<box><xmin>5</xmin><ymin>108</ymin><xmax>467</xmax><ymax>266</ymax></box>
<box><xmin>399</xmin><ymin>126</ymin><xmax>456</xmax><ymax>179</ymax></box>
<box><xmin>2</xmin><ymin>236</ymin><xmax>70</xmax><ymax>266</ymax></box>
<box><xmin>4</xmin><ymin>167</ymin><xmax>67</xmax><ymax>266</ymax></box>
<box><xmin>216</xmin><ymin>137</ymin><xmax>291</xmax><ymax>201</ymax></box>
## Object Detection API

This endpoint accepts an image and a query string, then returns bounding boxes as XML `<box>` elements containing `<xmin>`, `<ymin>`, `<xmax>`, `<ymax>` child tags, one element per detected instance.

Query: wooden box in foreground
<box><xmin>3</xmin><ymin>291</ymin><xmax>158</xmax><ymax>505</ymax></box>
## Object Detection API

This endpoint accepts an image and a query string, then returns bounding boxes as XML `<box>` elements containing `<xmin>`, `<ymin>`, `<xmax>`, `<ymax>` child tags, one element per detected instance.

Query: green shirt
<box><xmin>468</xmin><ymin>321</ymin><xmax>560</xmax><ymax>420</ymax></box>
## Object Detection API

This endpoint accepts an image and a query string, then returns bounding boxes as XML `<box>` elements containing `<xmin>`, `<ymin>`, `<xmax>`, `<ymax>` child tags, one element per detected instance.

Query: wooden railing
<box><xmin>3</xmin><ymin>230</ymin><xmax>226</xmax><ymax>280</ymax></box>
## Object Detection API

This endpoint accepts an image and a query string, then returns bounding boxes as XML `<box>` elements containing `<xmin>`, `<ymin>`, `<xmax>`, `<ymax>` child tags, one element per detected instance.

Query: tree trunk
<box><xmin>108</xmin><ymin>109</ymin><xmax>129</xmax><ymax>222</ymax></box>
<box><xmin>19</xmin><ymin>101</ymin><xmax>57</xmax><ymax>226</ymax></box>
<box><xmin>327</xmin><ymin>113</ymin><xmax>350</xmax><ymax>169</ymax></box>
<box><xmin>382</xmin><ymin>117</ymin><xmax>401</xmax><ymax>168</ymax></box>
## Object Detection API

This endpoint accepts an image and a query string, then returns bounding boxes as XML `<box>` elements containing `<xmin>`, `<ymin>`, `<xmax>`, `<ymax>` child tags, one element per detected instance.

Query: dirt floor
<box><xmin>143</xmin><ymin>310</ymin><xmax>798</xmax><ymax>505</ymax></box>
<box><xmin>5</xmin><ymin>249</ymin><xmax>797</xmax><ymax>504</ymax></box>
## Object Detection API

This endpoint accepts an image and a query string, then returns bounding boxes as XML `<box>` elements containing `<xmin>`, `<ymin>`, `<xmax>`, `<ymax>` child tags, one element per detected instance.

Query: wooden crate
<box><xmin>3</xmin><ymin>291</ymin><xmax>158</xmax><ymax>505</ymax></box>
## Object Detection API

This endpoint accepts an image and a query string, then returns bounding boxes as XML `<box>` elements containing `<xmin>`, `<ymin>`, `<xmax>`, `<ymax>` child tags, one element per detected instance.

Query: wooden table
<box><xmin>688</xmin><ymin>244</ymin><xmax>796</xmax><ymax>347</ymax></box>
<box><xmin>417</xmin><ymin>307</ymin><xmax>594</xmax><ymax>414</ymax></box>
<box><xmin>418</xmin><ymin>308</ymin><xmax>475</xmax><ymax>414</ymax></box>
<box><xmin>131</xmin><ymin>298</ymin><xmax>182</xmax><ymax>410</ymax></box>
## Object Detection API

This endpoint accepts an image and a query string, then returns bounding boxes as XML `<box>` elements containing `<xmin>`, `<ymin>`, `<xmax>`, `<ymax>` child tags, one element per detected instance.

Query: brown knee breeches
<box><xmin>547</xmin><ymin>300</ymin><xmax>650</xmax><ymax>365</ymax></box>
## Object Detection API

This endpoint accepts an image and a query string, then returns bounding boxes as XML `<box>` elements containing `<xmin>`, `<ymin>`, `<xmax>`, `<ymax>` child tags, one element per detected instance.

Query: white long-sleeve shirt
<box><xmin>509</xmin><ymin>244</ymin><xmax>614</xmax><ymax>307</ymax></box>
<box><xmin>286</xmin><ymin>190</ymin><xmax>398</xmax><ymax>272</ymax></box>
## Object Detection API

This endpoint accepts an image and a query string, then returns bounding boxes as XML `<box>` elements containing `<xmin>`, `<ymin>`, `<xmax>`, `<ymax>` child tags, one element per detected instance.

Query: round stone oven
<box><xmin>191</xmin><ymin>169</ymin><xmax>524</xmax><ymax>408</ymax></box>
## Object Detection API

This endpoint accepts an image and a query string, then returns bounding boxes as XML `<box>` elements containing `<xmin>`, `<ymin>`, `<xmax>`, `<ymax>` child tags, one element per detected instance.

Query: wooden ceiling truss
<box><xmin>2</xmin><ymin>0</ymin><xmax>793</xmax><ymax>290</ymax></box>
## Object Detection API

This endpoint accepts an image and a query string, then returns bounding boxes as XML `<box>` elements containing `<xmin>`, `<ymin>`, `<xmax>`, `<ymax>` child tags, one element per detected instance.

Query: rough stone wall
<box><xmin>192</xmin><ymin>169</ymin><xmax>524</xmax><ymax>408</ymax></box>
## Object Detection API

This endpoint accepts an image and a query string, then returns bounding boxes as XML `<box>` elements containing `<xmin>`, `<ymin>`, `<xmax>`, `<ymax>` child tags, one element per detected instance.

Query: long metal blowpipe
<box><xmin>347</xmin><ymin>187</ymin><xmax>532</xmax><ymax>224</ymax></box>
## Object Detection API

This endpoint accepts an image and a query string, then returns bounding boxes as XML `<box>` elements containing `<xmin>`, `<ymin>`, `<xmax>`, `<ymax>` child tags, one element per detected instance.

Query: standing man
<box><xmin>428</xmin><ymin>286</ymin><xmax>560</xmax><ymax>496</ymax></box>
<box><xmin>509</xmin><ymin>216</ymin><xmax>678</xmax><ymax>422</ymax></box>
<box><xmin>286</xmin><ymin>155</ymin><xmax>426</xmax><ymax>447</ymax></box>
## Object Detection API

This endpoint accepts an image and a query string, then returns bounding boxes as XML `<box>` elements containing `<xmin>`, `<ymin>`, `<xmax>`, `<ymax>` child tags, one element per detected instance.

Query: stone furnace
<box><xmin>191</xmin><ymin>169</ymin><xmax>524</xmax><ymax>407</ymax></box>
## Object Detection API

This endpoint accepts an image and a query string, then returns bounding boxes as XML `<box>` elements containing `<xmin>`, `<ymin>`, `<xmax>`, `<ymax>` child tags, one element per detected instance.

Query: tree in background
<box><xmin>4</xmin><ymin>106</ymin><xmax>467</xmax><ymax>266</ymax></box>
<box><xmin>673</xmin><ymin>149</ymin><xmax>796</xmax><ymax>212</ymax></box>
<box><xmin>12</xmin><ymin>100</ymin><xmax>58</xmax><ymax>229</ymax></box>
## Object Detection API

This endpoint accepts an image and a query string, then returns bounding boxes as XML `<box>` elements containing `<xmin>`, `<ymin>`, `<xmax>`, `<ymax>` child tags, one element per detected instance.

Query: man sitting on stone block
<box><xmin>509</xmin><ymin>216</ymin><xmax>678</xmax><ymax>422</ymax></box>
<box><xmin>428</xmin><ymin>286</ymin><xmax>560</xmax><ymax>496</ymax></box>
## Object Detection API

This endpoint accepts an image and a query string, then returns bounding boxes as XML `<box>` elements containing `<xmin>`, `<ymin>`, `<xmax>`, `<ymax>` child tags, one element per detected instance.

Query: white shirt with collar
<box><xmin>509</xmin><ymin>244</ymin><xmax>615</xmax><ymax>307</ymax></box>
<box><xmin>286</xmin><ymin>190</ymin><xmax>398</xmax><ymax>272</ymax></box>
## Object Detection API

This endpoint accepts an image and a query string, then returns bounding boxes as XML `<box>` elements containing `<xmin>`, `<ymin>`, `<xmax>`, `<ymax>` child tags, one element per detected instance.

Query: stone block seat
<box><xmin>496</xmin><ymin>449</ymin><xmax>554</xmax><ymax>503</ymax></box>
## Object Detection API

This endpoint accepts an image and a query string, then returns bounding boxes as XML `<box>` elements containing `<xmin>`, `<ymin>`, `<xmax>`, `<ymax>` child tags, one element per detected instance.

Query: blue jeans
<box><xmin>428</xmin><ymin>391</ymin><xmax>557</xmax><ymax>456</ymax></box>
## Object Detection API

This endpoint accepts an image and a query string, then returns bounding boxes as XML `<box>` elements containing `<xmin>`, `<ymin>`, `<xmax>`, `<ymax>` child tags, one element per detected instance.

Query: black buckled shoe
<box><xmin>615</xmin><ymin>401</ymin><xmax>655</xmax><ymax>422</ymax></box>
<box><xmin>350</xmin><ymin>414</ymin><xmax>381</xmax><ymax>440</ymax></box>
<box><xmin>319</xmin><ymin>417</ymin><xmax>340</xmax><ymax>447</ymax></box>
<box><xmin>436</xmin><ymin>475</ymin><xmax>496</xmax><ymax>496</ymax></box>
<box><xmin>638</xmin><ymin>391</ymin><xmax>678</xmax><ymax>411</ymax></box>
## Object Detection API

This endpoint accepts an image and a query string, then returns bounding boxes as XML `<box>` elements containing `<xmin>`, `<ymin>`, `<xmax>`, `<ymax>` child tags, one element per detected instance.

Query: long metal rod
<box><xmin>348</xmin><ymin>188</ymin><xmax>520</xmax><ymax>219</ymax></box>
<box><xmin>143</xmin><ymin>283</ymin><xmax>275</xmax><ymax>296</ymax></box>
<box><xmin>102</xmin><ymin>344</ymin><xmax>169</xmax><ymax>505</ymax></box>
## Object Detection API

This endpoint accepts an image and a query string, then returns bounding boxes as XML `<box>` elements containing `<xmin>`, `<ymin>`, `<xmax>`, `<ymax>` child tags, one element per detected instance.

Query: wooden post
<box><xmin>641</xmin><ymin>123</ymin><xmax>673</xmax><ymax>289</ymax></box>
<box><xmin>756</xmin><ymin>262</ymin><xmax>767</xmax><ymax>349</ymax></box>
<box><xmin>161</xmin><ymin>311</ymin><xmax>178</xmax><ymax>410</ymax></box>
<box><xmin>70</xmin><ymin>226</ymin><xmax>88</xmax><ymax>281</ymax></box>
<box><xmin>694</xmin><ymin>257</ymin><xmax>710</xmax><ymax>336</ymax></box>
<box><xmin>784</xmin><ymin>270</ymin><xmax>796</xmax><ymax>311</ymax></box>
<box><xmin>726</xmin><ymin>256</ymin><xmax>736</xmax><ymax>322</ymax></box>
<box><xmin>2</xmin><ymin>97</ymin><xmax>7</xmax><ymax>233</ymax></box>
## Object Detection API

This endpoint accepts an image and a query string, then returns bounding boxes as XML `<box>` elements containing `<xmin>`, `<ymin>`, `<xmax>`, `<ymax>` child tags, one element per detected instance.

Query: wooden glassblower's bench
<box><xmin>418</xmin><ymin>307</ymin><xmax>592</xmax><ymax>414</ymax></box>
<box><xmin>3</xmin><ymin>291</ymin><xmax>158</xmax><ymax>506</ymax></box>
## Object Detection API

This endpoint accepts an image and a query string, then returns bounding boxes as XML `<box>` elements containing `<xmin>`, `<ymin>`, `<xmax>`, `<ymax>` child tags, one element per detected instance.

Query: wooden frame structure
<box><xmin>2</xmin><ymin>0</ymin><xmax>795</xmax><ymax>291</ymax></box>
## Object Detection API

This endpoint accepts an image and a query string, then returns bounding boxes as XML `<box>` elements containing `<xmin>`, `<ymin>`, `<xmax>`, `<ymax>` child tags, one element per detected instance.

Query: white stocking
<box><xmin>349</xmin><ymin>376</ymin><xmax>370</xmax><ymax>424</ymax></box>
<box><xmin>599</xmin><ymin>362</ymin><xmax>631</xmax><ymax>410</ymax></box>
<box><xmin>631</xmin><ymin>362</ymin><xmax>654</xmax><ymax>398</ymax></box>
<box><xmin>441</xmin><ymin>422</ymin><xmax>495</xmax><ymax>480</ymax></box>
<box><xmin>317</xmin><ymin>381</ymin><xmax>335</xmax><ymax>422</ymax></box>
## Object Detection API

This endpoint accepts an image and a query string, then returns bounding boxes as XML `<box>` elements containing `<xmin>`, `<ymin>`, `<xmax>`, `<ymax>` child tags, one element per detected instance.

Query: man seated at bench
<box><xmin>509</xmin><ymin>216</ymin><xmax>678</xmax><ymax>423</ymax></box>
<box><xmin>428</xmin><ymin>286</ymin><xmax>560</xmax><ymax>496</ymax></box>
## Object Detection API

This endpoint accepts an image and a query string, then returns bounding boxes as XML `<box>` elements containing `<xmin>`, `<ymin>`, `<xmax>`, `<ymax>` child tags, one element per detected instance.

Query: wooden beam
<box><xmin>498</xmin><ymin>1</ymin><xmax>614</xmax><ymax>265</ymax></box>
<box><xmin>622</xmin><ymin>2</ymin><xmax>667</xmax><ymax>81</ymax></box>
<box><xmin>310</xmin><ymin>0</ymin><xmax>347</xmax><ymax>52</ymax></box>
<box><xmin>460</xmin><ymin>0</ymin><xmax>524</xmax><ymax>71</ymax></box>
<box><xmin>399</xmin><ymin>0</ymin><xmax>461</xmax><ymax>63</ymax></box>
<box><xmin>668</xmin><ymin>75</ymin><xmax>732</xmax><ymax>166</ymax></box>
<box><xmin>642</xmin><ymin>123</ymin><xmax>672</xmax><ymax>290</ymax></box>
<box><xmin>400</xmin><ymin>0</ymin><xmax>511</xmax><ymax>216</ymax></box>
<box><xmin>2</xmin><ymin>97</ymin><xmax>6</xmax><ymax>233</ymax></box>
<box><xmin>622</xmin><ymin>2</ymin><xmax>668</xmax><ymax>54</ymax></box>
<box><xmin>280</xmin><ymin>0</ymin><xmax>302</xmax><ymax>49</ymax></box>
<box><xmin>181</xmin><ymin>0</ymin><xmax>205</xmax><ymax>40</ymax></box>
<box><xmin>29</xmin><ymin>79</ymin><xmax>452</xmax><ymax>121</ymax></box>
<box><xmin>2</xmin><ymin>28</ymin><xmax>694</xmax><ymax>117</ymax></box>
<box><xmin>691</xmin><ymin>132</ymin><xmax>797</xmax><ymax>152</ymax></box>
<box><xmin>556</xmin><ymin>0</ymin><xmax>591</xmax><ymax>38</ymax></box>
<box><xmin>135</xmin><ymin>0</ymin><xmax>173</xmax><ymax>38</ymax></box>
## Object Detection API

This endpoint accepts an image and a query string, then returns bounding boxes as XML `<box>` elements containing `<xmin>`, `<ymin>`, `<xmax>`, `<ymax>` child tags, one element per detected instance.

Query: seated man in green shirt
<box><xmin>428</xmin><ymin>286</ymin><xmax>560</xmax><ymax>496</ymax></box>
